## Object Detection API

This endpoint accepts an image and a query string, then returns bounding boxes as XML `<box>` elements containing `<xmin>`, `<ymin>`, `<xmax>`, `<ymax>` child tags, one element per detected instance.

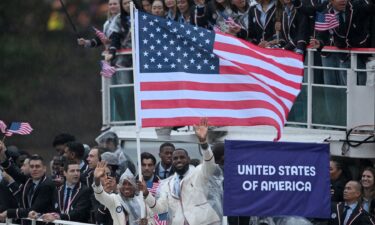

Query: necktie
<box><xmin>174</xmin><ymin>175</ymin><xmax>184</xmax><ymax>197</ymax></box>
<box><xmin>28</xmin><ymin>182</ymin><xmax>36</xmax><ymax>207</ymax></box>
<box><xmin>163</xmin><ymin>171</ymin><xmax>167</xmax><ymax>179</ymax></box>
<box><xmin>339</xmin><ymin>12</ymin><xmax>345</xmax><ymax>24</ymax></box>
<box><xmin>64</xmin><ymin>187</ymin><xmax>72</xmax><ymax>212</ymax></box>
<box><xmin>341</xmin><ymin>205</ymin><xmax>350</xmax><ymax>225</ymax></box>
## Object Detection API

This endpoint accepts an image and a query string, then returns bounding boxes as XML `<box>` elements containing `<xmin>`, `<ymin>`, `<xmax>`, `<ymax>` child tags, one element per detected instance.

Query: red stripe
<box><xmin>142</xmin><ymin>117</ymin><xmax>282</xmax><ymax>139</ymax></box>
<box><xmin>141</xmin><ymin>81</ymin><xmax>290</xmax><ymax>114</ymax></box>
<box><xmin>141</xmin><ymin>80</ymin><xmax>287</xmax><ymax>93</ymax></box>
<box><xmin>220</xmin><ymin>65</ymin><xmax>300</xmax><ymax>103</ymax></box>
<box><xmin>214</xmin><ymin>41</ymin><xmax>303</xmax><ymax>77</ymax></box>
<box><xmin>141</xmin><ymin>99</ymin><xmax>286</xmax><ymax>123</ymax></box>
<box><xmin>216</xmin><ymin>52</ymin><xmax>302</xmax><ymax>90</ymax></box>
<box><xmin>216</xmin><ymin>31</ymin><xmax>303</xmax><ymax>61</ymax></box>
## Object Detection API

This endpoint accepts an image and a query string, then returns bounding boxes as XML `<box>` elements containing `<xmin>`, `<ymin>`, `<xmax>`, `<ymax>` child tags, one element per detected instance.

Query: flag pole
<box><xmin>129</xmin><ymin>2</ymin><xmax>145</xmax><ymax>218</ymax></box>
<box><xmin>59</xmin><ymin>0</ymin><xmax>79</xmax><ymax>38</ymax></box>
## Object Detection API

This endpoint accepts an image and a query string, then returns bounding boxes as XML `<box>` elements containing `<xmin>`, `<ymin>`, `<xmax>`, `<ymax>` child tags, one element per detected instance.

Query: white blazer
<box><xmin>145</xmin><ymin>147</ymin><xmax>222</xmax><ymax>225</ymax></box>
<box><xmin>93</xmin><ymin>184</ymin><xmax>155</xmax><ymax>225</ymax></box>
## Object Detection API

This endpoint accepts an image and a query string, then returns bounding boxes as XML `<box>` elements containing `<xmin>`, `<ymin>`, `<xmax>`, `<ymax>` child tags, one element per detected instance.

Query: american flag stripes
<box><xmin>93</xmin><ymin>26</ymin><xmax>109</xmax><ymax>44</ymax></box>
<box><xmin>147</xmin><ymin>181</ymin><xmax>167</xmax><ymax>225</ymax></box>
<box><xmin>134</xmin><ymin>11</ymin><xmax>304</xmax><ymax>140</ymax></box>
<box><xmin>5</xmin><ymin>122</ymin><xmax>33</xmax><ymax>136</ymax></box>
<box><xmin>100</xmin><ymin>60</ymin><xmax>117</xmax><ymax>78</ymax></box>
<box><xmin>314</xmin><ymin>12</ymin><xmax>340</xmax><ymax>31</ymax></box>
<box><xmin>148</xmin><ymin>181</ymin><xmax>160</xmax><ymax>195</ymax></box>
<box><xmin>0</xmin><ymin>120</ymin><xmax>7</xmax><ymax>133</ymax></box>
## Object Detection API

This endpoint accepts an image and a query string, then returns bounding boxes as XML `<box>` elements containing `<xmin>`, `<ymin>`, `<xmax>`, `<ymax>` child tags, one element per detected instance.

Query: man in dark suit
<box><xmin>329</xmin><ymin>180</ymin><xmax>375</xmax><ymax>225</ymax></box>
<box><xmin>84</xmin><ymin>146</ymin><xmax>109</xmax><ymax>187</ymax></box>
<box><xmin>41</xmin><ymin>160</ymin><xmax>91</xmax><ymax>223</ymax></box>
<box><xmin>154</xmin><ymin>142</ymin><xmax>175</xmax><ymax>180</ymax></box>
<box><xmin>0</xmin><ymin>142</ymin><xmax>56</xmax><ymax>223</ymax></box>
<box><xmin>63</xmin><ymin>141</ymin><xmax>90</xmax><ymax>182</ymax></box>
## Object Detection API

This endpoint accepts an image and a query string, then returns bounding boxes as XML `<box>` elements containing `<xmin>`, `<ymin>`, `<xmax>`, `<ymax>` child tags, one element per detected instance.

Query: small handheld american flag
<box><xmin>314</xmin><ymin>12</ymin><xmax>339</xmax><ymax>31</ymax></box>
<box><xmin>100</xmin><ymin>60</ymin><xmax>117</xmax><ymax>78</ymax></box>
<box><xmin>93</xmin><ymin>27</ymin><xmax>109</xmax><ymax>44</ymax></box>
<box><xmin>5</xmin><ymin>122</ymin><xmax>33</xmax><ymax>137</ymax></box>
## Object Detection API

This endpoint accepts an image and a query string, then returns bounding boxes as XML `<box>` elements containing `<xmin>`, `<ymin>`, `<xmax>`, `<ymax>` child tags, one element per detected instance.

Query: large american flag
<box><xmin>314</xmin><ymin>12</ymin><xmax>339</xmax><ymax>31</ymax></box>
<box><xmin>5</xmin><ymin>122</ymin><xmax>33</xmax><ymax>136</ymax></box>
<box><xmin>134</xmin><ymin>11</ymin><xmax>304</xmax><ymax>140</ymax></box>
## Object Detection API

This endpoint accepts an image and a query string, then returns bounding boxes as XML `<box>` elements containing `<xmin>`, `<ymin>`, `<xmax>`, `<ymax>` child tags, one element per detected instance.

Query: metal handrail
<box><xmin>1</xmin><ymin>218</ymin><xmax>94</xmax><ymax>225</ymax></box>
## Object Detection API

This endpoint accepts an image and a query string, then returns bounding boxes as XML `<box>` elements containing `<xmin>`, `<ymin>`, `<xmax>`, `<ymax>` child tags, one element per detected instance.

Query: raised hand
<box><xmin>194</xmin><ymin>118</ymin><xmax>208</xmax><ymax>143</ymax></box>
<box><xmin>94</xmin><ymin>161</ymin><xmax>107</xmax><ymax>179</ymax></box>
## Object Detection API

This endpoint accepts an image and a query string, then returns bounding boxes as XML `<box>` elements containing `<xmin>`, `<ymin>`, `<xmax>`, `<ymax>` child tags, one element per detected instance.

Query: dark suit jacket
<box><xmin>95</xmin><ymin>204</ymin><xmax>113</xmax><ymax>225</ymax></box>
<box><xmin>53</xmin><ymin>182</ymin><xmax>91</xmax><ymax>222</ymax></box>
<box><xmin>1</xmin><ymin>160</ymin><xmax>56</xmax><ymax>219</ymax></box>
<box><xmin>81</xmin><ymin>169</ymin><xmax>93</xmax><ymax>187</ymax></box>
<box><xmin>247</xmin><ymin>3</ymin><xmax>277</xmax><ymax>44</ymax></box>
<box><xmin>316</xmin><ymin>0</ymin><xmax>375</xmax><ymax>52</ymax></box>
<box><xmin>329</xmin><ymin>202</ymin><xmax>375</xmax><ymax>225</ymax></box>
<box><xmin>0</xmin><ymin>181</ymin><xmax>18</xmax><ymax>212</ymax></box>
<box><xmin>154</xmin><ymin>162</ymin><xmax>175</xmax><ymax>180</ymax></box>
<box><xmin>280</xmin><ymin>6</ymin><xmax>308</xmax><ymax>52</ymax></box>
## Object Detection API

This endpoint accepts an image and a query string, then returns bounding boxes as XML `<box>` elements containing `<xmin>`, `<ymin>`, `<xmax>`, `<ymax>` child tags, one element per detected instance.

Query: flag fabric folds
<box><xmin>0</xmin><ymin>120</ymin><xmax>7</xmax><ymax>133</ymax></box>
<box><xmin>93</xmin><ymin>26</ymin><xmax>109</xmax><ymax>44</ymax></box>
<box><xmin>5</xmin><ymin>122</ymin><xmax>33</xmax><ymax>137</ymax></box>
<box><xmin>100</xmin><ymin>60</ymin><xmax>117</xmax><ymax>78</ymax></box>
<box><xmin>134</xmin><ymin>11</ymin><xmax>304</xmax><ymax>140</ymax></box>
<box><xmin>314</xmin><ymin>12</ymin><xmax>339</xmax><ymax>31</ymax></box>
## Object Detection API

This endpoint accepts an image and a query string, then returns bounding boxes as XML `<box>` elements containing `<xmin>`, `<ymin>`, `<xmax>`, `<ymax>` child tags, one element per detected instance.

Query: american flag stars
<box><xmin>139</xmin><ymin>14</ymin><xmax>218</xmax><ymax>74</ymax></box>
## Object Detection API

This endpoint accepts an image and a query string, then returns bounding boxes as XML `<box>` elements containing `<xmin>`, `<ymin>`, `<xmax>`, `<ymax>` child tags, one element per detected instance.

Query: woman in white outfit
<box><xmin>93</xmin><ymin>163</ymin><xmax>155</xmax><ymax>225</ymax></box>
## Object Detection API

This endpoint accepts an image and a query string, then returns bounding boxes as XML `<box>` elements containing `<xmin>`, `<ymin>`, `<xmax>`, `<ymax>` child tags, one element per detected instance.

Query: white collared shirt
<box><xmin>255</xmin><ymin>0</ymin><xmax>276</xmax><ymax>27</ymax></box>
<box><xmin>344</xmin><ymin>202</ymin><xmax>358</xmax><ymax>225</ymax></box>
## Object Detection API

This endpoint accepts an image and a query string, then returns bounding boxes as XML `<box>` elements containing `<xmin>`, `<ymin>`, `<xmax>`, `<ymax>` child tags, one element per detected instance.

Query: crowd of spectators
<box><xmin>2</xmin><ymin>0</ymin><xmax>375</xmax><ymax>224</ymax></box>
<box><xmin>76</xmin><ymin>0</ymin><xmax>375</xmax><ymax>126</ymax></box>
<box><xmin>0</xmin><ymin>118</ymin><xmax>225</xmax><ymax>225</ymax></box>
<box><xmin>78</xmin><ymin>0</ymin><xmax>375</xmax><ymax>70</ymax></box>
<box><xmin>2</xmin><ymin>120</ymin><xmax>375</xmax><ymax>225</ymax></box>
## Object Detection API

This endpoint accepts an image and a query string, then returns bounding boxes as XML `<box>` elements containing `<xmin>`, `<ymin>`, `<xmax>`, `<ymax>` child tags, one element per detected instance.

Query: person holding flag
<box><xmin>309</xmin><ymin>0</ymin><xmax>375</xmax><ymax>125</ymax></box>
<box><xmin>0</xmin><ymin>141</ymin><xmax>56</xmax><ymax>223</ymax></box>
<box><xmin>138</xmin><ymin>118</ymin><xmax>223</xmax><ymax>225</ymax></box>
<box><xmin>0</xmin><ymin>121</ymin><xmax>33</xmax><ymax>139</ymax></box>
<box><xmin>93</xmin><ymin>165</ymin><xmax>156</xmax><ymax>225</ymax></box>
<box><xmin>309</xmin><ymin>0</ymin><xmax>375</xmax><ymax>85</ymax></box>
<box><xmin>77</xmin><ymin>0</ymin><xmax>121</xmax><ymax>49</ymax></box>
